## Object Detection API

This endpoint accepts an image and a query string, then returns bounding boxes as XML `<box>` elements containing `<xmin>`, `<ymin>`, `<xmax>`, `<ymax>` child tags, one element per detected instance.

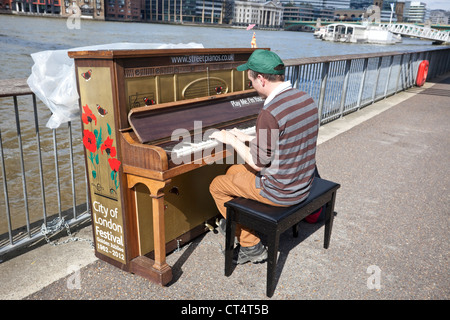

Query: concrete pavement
<box><xmin>1</xmin><ymin>74</ymin><xmax>449</xmax><ymax>301</ymax></box>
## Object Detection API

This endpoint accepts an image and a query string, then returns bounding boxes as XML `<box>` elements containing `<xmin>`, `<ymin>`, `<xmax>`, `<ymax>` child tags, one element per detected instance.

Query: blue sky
<box><xmin>418</xmin><ymin>0</ymin><xmax>450</xmax><ymax>11</ymax></box>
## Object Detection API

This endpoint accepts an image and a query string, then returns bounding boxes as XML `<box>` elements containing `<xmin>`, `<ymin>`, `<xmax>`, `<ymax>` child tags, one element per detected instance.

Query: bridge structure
<box><xmin>284</xmin><ymin>20</ymin><xmax>450</xmax><ymax>33</ymax></box>
<box><xmin>380</xmin><ymin>23</ymin><xmax>450</xmax><ymax>44</ymax></box>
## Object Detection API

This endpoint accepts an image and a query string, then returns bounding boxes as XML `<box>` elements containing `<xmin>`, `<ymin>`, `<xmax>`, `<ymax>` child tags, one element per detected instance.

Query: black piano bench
<box><xmin>224</xmin><ymin>177</ymin><xmax>340</xmax><ymax>298</ymax></box>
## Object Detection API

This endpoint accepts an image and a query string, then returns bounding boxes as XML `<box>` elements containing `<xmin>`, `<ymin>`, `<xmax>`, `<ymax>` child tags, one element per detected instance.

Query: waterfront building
<box><xmin>394</xmin><ymin>0</ymin><xmax>404</xmax><ymax>22</ymax></box>
<box><xmin>375</xmin><ymin>0</ymin><xmax>405</xmax><ymax>23</ymax></box>
<box><xmin>234</xmin><ymin>1</ymin><xmax>284</xmax><ymax>28</ymax></box>
<box><xmin>142</xmin><ymin>0</ymin><xmax>188</xmax><ymax>22</ymax></box>
<box><xmin>429</xmin><ymin>10</ymin><xmax>448</xmax><ymax>25</ymax></box>
<box><xmin>104</xmin><ymin>0</ymin><xmax>139</xmax><ymax>21</ymax></box>
<box><xmin>280</xmin><ymin>0</ymin><xmax>351</xmax><ymax>10</ymax></box>
<box><xmin>194</xmin><ymin>0</ymin><xmax>224</xmax><ymax>23</ymax></box>
<box><xmin>283</xmin><ymin>3</ymin><xmax>334</xmax><ymax>22</ymax></box>
<box><xmin>403</xmin><ymin>1</ymin><xmax>429</xmax><ymax>23</ymax></box>
<box><xmin>322</xmin><ymin>0</ymin><xmax>350</xmax><ymax>9</ymax></box>
<box><xmin>0</xmin><ymin>0</ymin><xmax>11</xmax><ymax>12</ymax></box>
<box><xmin>280</xmin><ymin>0</ymin><xmax>350</xmax><ymax>9</ymax></box>
<box><xmin>10</xmin><ymin>0</ymin><xmax>61</xmax><ymax>14</ymax></box>
<box><xmin>7</xmin><ymin>0</ymin><xmax>105</xmax><ymax>19</ymax></box>
<box><xmin>349</xmin><ymin>0</ymin><xmax>372</xmax><ymax>10</ymax></box>
<box><xmin>348</xmin><ymin>0</ymin><xmax>406</xmax><ymax>23</ymax></box>
<box><xmin>141</xmin><ymin>0</ymin><xmax>234</xmax><ymax>24</ymax></box>
<box><xmin>63</xmin><ymin>0</ymin><xmax>105</xmax><ymax>19</ymax></box>
<box><xmin>334</xmin><ymin>8</ymin><xmax>364</xmax><ymax>20</ymax></box>
<box><xmin>281</xmin><ymin>0</ymin><xmax>323</xmax><ymax>7</ymax></box>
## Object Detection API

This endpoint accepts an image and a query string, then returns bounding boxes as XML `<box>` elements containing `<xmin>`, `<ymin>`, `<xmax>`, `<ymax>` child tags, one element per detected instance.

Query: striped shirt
<box><xmin>250</xmin><ymin>86</ymin><xmax>319</xmax><ymax>205</ymax></box>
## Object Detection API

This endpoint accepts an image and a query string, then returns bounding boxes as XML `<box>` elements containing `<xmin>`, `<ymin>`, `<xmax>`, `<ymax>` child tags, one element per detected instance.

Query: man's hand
<box><xmin>229</xmin><ymin>128</ymin><xmax>255</xmax><ymax>142</ymax></box>
<box><xmin>210</xmin><ymin>129</ymin><xmax>261</xmax><ymax>172</ymax></box>
<box><xmin>210</xmin><ymin>130</ymin><xmax>236</xmax><ymax>145</ymax></box>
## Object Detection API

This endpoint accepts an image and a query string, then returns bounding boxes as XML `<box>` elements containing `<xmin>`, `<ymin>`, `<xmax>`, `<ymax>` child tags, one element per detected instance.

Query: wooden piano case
<box><xmin>69</xmin><ymin>48</ymin><xmax>262</xmax><ymax>285</ymax></box>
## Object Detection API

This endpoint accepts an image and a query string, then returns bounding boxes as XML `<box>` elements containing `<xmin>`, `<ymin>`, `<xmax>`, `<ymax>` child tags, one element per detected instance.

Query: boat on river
<box><xmin>314</xmin><ymin>22</ymin><xmax>402</xmax><ymax>45</ymax></box>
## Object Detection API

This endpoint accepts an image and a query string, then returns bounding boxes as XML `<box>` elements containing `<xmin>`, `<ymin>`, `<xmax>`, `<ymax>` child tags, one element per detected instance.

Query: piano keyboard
<box><xmin>171</xmin><ymin>126</ymin><xmax>256</xmax><ymax>159</ymax></box>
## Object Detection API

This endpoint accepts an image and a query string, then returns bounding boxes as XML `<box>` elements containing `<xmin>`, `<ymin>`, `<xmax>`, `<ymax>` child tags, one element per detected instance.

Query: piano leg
<box><xmin>150</xmin><ymin>186</ymin><xmax>173</xmax><ymax>283</ymax></box>
<box><xmin>127</xmin><ymin>175</ymin><xmax>173</xmax><ymax>286</ymax></box>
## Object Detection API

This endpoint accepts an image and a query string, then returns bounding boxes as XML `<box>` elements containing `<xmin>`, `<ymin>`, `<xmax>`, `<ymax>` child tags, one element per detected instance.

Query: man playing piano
<box><xmin>210</xmin><ymin>49</ymin><xmax>320</xmax><ymax>264</ymax></box>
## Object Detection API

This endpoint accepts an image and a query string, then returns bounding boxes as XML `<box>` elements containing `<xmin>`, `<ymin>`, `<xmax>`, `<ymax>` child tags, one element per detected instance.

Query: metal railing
<box><xmin>0</xmin><ymin>82</ymin><xmax>90</xmax><ymax>257</ymax></box>
<box><xmin>1</xmin><ymin>47</ymin><xmax>449</xmax><ymax>257</ymax></box>
<box><xmin>284</xmin><ymin>47</ymin><xmax>450</xmax><ymax>124</ymax></box>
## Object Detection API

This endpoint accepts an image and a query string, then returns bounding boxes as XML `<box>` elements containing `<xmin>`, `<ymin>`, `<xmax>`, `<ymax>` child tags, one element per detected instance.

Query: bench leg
<box><xmin>292</xmin><ymin>223</ymin><xmax>299</xmax><ymax>238</ymax></box>
<box><xmin>266</xmin><ymin>231</ymin><xmax>280</xmax><ymax>298</ymax></box>
<box><xmin>324</xmin><ymin>191</ymin><xmax>337</xmax><ymax>249</ymax></box>
<box><xmin>225</xmin><ymin>208</ymin><xmax>237</xmax><ymax>277</ymax></box>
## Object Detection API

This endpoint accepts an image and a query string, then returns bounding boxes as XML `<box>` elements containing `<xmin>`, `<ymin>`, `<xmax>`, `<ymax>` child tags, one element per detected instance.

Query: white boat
<box><xmin>314</xmin><ymin>22</ymin><xmax>402</xmax><ymax>45</ymax></box>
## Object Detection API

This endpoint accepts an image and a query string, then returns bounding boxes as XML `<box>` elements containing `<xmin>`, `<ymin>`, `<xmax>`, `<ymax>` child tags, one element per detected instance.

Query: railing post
<box><xmin>292</xmin><ymin>65</ymin><xmax>300</xmax><ymax>89</ymax></box>
<box><xmin>431</xmin><ymin>51</ymin><xmax>438</xmax><ymax>79</ymax></box>
<box><xmin>442</xmin><ymin>50</ymin><xmax>448</xmax><ymax>74</ymax></box>
<box><xmin>437</xmin><ymin>51</ymin><xmax>444</xmax><ymax>76</ymax></box>
<box><xmin>357</xmin><ymin>58</ymin><xmax>368</xmax><ymax>110</ymax></box>
<box><xmin>372</xmin><ymin>57</ymin><xmax>382</xmax><ymax>103</ymax></box>
<box><xmin>424</xmin><ymin>51</ymin><xmax>431</xmax><ymax>79</ymax></box>
<box><xmin>427</xmin><ymin>51</ymin><xmax>434</xmax><ymax>79</ymax></box>
<box><xmin>53</xmin><ymin>129</ymin><xmax>62</xmax><ymax>219</ymax></box>
<box><xmin>433</xmin><ymin>51</ymin><xmax>440</xmax><ymax>78</ymax></box>
<box><xmin>408</xmin><ymin>53</ymin><xmax>414</xmax><ymax>88</ymax></box>
<box><xmin>446</xmin><ymin>49</ymin><xmax>450</xmax><ymax>73</ymax></box>
<box><xmin>68</xmin><ymin>121</ymin><xmax>77</xmax><ymax>219</ymax></box>
<box><xmin>339</xmin><ymin>59</ymin><xmax>352</xmax><ymax>118</ymax></box>
<box><xmin>13</xmin><ymin>96</ymin><xmax>31</xmax><ymax>237</ymax></box>
<box><xmin>32</xmin><ymin>93</ymin><xmax>47</xmax><ymax>226</ymax></box>
<box><xmin>0</xmin><ymin>128</ymin><xmax>13</xmax><ymax>245</ymax></box>
<box><xmin>317</xmin><ymin>62</ymin><xmax>329</xmax><ymax>124</ymax></box>
<box><xmin>384</xmin><ymin>55</ymin><xmax>394</xmax><ymax>98</ymax></box>
<box><xmin>445</xmin><ymin>49</ymin><xmax>450</xmax><ymax>73</ymax></box>
<box><xmin>395</xmin><ymin>54</ymin><xmax>404</xmax><ymax>93</ymax></box>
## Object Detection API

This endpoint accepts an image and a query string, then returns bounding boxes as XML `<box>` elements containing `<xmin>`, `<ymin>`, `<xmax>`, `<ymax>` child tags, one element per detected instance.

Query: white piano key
<box><xmin>171</xmin><ymin>126</ymin><xmax>256</xmax><ymax>158</ymax></box>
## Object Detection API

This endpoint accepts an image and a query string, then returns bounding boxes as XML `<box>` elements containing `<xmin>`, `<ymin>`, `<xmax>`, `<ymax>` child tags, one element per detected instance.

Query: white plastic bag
<box><xmin>27</xmin><ymin>42</ymin><xmax>204</xmax><ymax>129</ymax></box>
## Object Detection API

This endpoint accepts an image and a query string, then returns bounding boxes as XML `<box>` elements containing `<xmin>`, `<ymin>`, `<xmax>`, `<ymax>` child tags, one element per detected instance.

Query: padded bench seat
<box><xmin>224</xmin><ymin>177</ymin><xmax>340</xmax><ymax>297</ymax></box>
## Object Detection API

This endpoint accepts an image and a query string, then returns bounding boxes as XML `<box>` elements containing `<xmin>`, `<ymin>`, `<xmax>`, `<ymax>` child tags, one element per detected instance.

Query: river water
<box><xmin>0</xmin><ymin>14</ymin><xmax>441</xmax><ymax>235</ymax></box>
<box><xmin>0</xmin><ymin>14</ymin><xmax>440</xmax><ymax>79</ymax></box>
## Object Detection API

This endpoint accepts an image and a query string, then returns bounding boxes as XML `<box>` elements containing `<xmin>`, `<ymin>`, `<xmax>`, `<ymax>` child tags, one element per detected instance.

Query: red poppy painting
<box><xmin>108</xmin><ymin>157</ymin><xmax>121</xmax><ymax>172</ymax></box>
<box><xmin>83</xmin><ymin>129</ymin><xmax>97</xmax><ymax>153</ymax></box>
<box><xmin>82</xmin><ymin>104</ymin><xmax>97</xmax><ymax>126</ymax></box>
<box><xmin>101</xmin><ymin>136</ymin><xmax>117</xmax><ymax>157</ymax></box>
<box><xmin>81</xmin><ymin>100</ymin><xmax>120</xmax><ymax>191</ymax></box>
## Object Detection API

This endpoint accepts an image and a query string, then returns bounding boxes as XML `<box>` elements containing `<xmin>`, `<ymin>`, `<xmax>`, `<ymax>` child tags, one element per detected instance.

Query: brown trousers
<box><xmin>209</xmin><ymin>164</ymin><xmax>285</xmax><ymax>247</ymax></box>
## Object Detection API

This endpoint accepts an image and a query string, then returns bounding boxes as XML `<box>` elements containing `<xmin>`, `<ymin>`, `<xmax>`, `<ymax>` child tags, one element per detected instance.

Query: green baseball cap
<box><xmin>237</xmin><ymin>49</ymin><xmax>285</xmax><ymax>75</ymax></box>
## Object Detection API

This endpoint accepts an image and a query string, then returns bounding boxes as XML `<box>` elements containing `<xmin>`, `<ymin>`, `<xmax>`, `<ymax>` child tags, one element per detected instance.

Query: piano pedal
<box><xmin>205</xmin><ymin>222</ymin><xmax>218</xmax><ymax>234</ymax></box>
<box><xmin>174</xmin><ymin>239</ymin><xmax>183</xmax><ymax>252</ymax></box>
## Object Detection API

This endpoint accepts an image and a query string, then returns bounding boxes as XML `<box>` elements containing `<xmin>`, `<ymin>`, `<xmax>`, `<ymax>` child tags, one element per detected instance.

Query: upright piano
<box><xmin>69</xmin><ymin>48</ymin><xmax>266</xmax><ymax>285</ymax></box>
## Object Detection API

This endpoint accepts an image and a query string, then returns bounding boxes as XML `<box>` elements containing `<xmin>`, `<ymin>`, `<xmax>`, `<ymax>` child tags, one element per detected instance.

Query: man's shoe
<box><xmin>216</xmin><ymin>218</ymin><xmax>227</xmax><ymax>236</ymax></box>
<box><xmin>233</xmin><ymin>242</ymin><xmax>267</xmax><ymax>265</ymax></box>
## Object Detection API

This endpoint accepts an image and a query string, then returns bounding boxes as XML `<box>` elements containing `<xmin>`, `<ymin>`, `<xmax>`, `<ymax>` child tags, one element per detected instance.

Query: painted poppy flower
<box><xmin>83</xmin><ymin>130</ymin><xmax>97</xmax><ymax>153</ymax></box>
<box><xmin>108</xmin><ymin>157</ymin><xmax>121</xmax><ymax>172</ymax></box>
<box><xmin>82</xmin><ymin>104</ymin><xmax>97</xmax><ymax>126</ymax></box>
<box><xmin>101</xmin><ymin>136</ymin><xmax>117</xmax><ymax>157</ymax></box>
